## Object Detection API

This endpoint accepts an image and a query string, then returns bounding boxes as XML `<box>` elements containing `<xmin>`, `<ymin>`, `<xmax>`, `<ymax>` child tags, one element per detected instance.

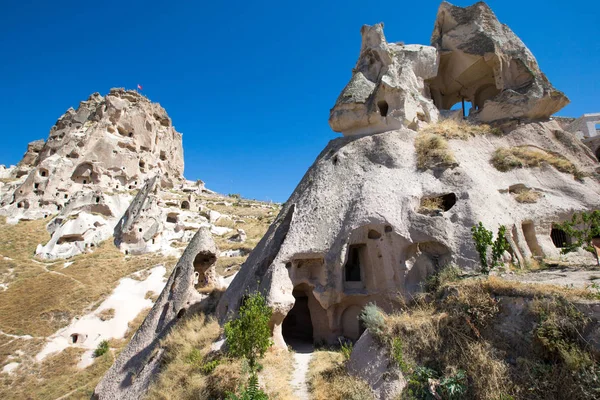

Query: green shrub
<box><xmin>471</xmin><ymin>222</ymin><xmax>510</xmax><ymax>274</ymax></box>
<box><xmin>405</xmin><ymin>367</ymin><xmax>467</xmax><ymax>400</ymax></box>
<box><xmin>93</xmin><ymin>340</ymin><xmax>109</xmax><ymax>358</ymax></box>
<box><xmin>185</xmin><ymin>348</ymin><xmax>203</xmax><ymax>366</ymax></box>
<box><xmin>224</xmin><ymin>291</ymin><xmax>272</xmax><ymax>372</ymax></box>
<box><xmin>391</xmin><ymin>337</ymin><xmax>410</xmax><ymax>373</ymax></box>
<box><xmin>226</xmin><ymin>373</ymin><xmax>269</xmax><ymax>400</ymax></box>
<box><xmin>424</xmin><ymin>264</ymin><xmax>461</xmax><ymax>293</ymax></box>
<box><xmin>554</xmin><ymin>210</ymin><xmax>600</xmax><ymax>266</ymax></box>
<box><xmin>201</xmin><ymin>359</ymin><xmax>221</xmax><ymax>375</ymax></box>
<box><xmin>339</xmin><ymin>338</ymin><xmax>353</xmax><ymax>362</ymax></box>
<box><xmin>359</xmin><ymin>303</ymin><xmax>386</xmax><ymax>339</ymax></box>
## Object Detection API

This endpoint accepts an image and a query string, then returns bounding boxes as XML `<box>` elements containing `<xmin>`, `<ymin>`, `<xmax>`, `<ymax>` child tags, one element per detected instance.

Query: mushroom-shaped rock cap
<box><xmin>329</xmin><ymin>23</ymin><xmax>440</xmax><ymax>136</ymax></box>
<box><xmin>427</xmin><ymin>1</ymin><xmax>569</xmax><ymax>122</ymax></box>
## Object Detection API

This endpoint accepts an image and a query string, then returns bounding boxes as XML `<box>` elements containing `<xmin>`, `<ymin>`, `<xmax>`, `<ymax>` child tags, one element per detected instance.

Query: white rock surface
<box><xmin>35</xmin><ymin>265</ymin><xmax>167</xmax><ymax>367</ymax></box>
<box><xmin>329</xmin><ymin>24</ymin><xmax>439</xmax><ymax>136</ymax></box>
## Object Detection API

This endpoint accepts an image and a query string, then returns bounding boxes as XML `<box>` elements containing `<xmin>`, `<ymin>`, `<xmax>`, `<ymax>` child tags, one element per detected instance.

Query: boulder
<box><xmin>329</xmin><ymin>24</ymin><xmax>439</xmax><ymax>136</ymax></box>
<box><xmin>348</xmin><ymin>331</ymin><xmax>405</xmax><ymax>399</ymax></box>
<box><xmin>427</xmin><ymin>2</ymin><xmax>569</xmax><ymax>122</ymax></box>
<box><xmin>92</xmin><ymin>227</ymin><xmax>218</xmax><ymax>400</ymax></box>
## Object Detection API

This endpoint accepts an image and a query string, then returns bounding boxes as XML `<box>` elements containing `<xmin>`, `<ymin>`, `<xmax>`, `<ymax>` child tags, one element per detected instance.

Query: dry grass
<box><xmin>0</xmin><ymin>307</ymin><xmax>149</xmax><ymax>400</ymax></box>
<box><xmin>382</xmin><ymin>273</ymin><xmax>600</xmax><ymax>399</ymax></box>
<box><xmin>146</xmin><ymin>314</ymin><xmax>227</xmax><ymax>400</ymax></box>
<box><xmin>419</xmin><ymin>196</ymin><xmax>443</xmax><ymax>211</ymax></box>
<box><xmin>415</xmin><ymin>133</ymin><xmax>457</xmax><ymax>170</ymax></box>
<box><xmin>0</xmin><ymin>216</ymin><xmax>177</xmax><ymax>337</ymax></box>
<box><xmin>307</xmin><ymin>350</ymin><xmax>373</xmax><ymax>400</ymax></box>
<box><xmin>0</xmin><ymin>216</ymin><xmax>176</xmax><ymax>399</ymax></box>
<box><xmin>215</xmin><ymin>256</ymin><xmax>247</xmax><ymax>277</ymax></box>
<box><xmin>97</xmin><ymin>308</ymin><xmax>115</xmax><ymax>321</ymax></box>
<box><xmin>147</xmin><ymin>312</ymin><xmax>294</xmax><ymax>399</ymax></box>
<box><xmin>421</xmin><ymin>119</ymin><xmax>501</xmax><ymax>139</ymax></box>
<box><xmin>491</xmin><ymin>146</ymin><xmax>583</xmax><ymax>180</ymax></box>
<box><xmin>514</xmin><ymin>188</ymin><xmax>542</xmax><ymax>203</ymax></box>
<box><xmin>482</xmin><ymin>275</ymin><xmax>599</xmax><ymax>301</ymax></box>
<box><xmin>260</xmin><ymin>347</ymin><xmax>295</xmax><ymax>399</ymax></box>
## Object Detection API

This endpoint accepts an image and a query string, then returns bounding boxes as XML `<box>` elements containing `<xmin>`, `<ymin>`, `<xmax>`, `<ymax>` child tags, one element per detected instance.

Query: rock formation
<box><xmin>217</xmin><ymin>1</ymin><xmax>600</xmax><ymax>352</ymax></box>
<box><xmin>329</xmin><ymin>24</ymin><xmax>439</xmax><ymax>135</ymax></box>
<box><xmin>93</xmin><ymin>227</ymin><xmax>218</xmax><ymax>400</ymax></box>
<box><xmin>427</xmin><ymin>2</ymin><xmax>569</xmax><ymax>122</ymax></box>
<box><xmin>0</xmin><ymin>88</ymin><xmax>216</xmax><ymax>259</ymax></box>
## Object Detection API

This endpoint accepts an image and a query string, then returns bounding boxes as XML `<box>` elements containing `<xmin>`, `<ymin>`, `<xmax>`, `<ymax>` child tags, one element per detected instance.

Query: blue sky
<box><xmin>1</xmin><ymin>0</ymin><xmax>598</xmax><ymax>202</ymax></box>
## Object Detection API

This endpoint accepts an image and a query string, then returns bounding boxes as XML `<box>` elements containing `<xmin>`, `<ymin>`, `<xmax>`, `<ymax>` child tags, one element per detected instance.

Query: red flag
<box><xmin>137</xmin><ymin>84</ymin><xmax>143</xmax><ymax>90</ymax></box>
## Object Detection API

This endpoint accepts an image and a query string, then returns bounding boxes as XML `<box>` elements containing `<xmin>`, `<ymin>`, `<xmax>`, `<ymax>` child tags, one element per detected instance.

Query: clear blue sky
<box><xmin>1</xmin><ymin>0</ymin><xmax>598</xmax><ymax>202</ymax></box>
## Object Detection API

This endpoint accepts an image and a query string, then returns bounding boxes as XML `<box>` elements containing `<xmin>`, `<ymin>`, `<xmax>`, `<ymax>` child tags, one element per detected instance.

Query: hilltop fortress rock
<box><xmin>0</xmin><ymin>89</ymin><xmax>211</xmax><ymax>259</ymax></box>
<box><xmin>217</xmin><ymin>1</ymin><xmax>600</xmax><ymax>351</ymax></box>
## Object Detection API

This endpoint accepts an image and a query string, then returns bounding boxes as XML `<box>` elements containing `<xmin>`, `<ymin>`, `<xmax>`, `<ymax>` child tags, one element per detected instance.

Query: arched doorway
<box><xmin>282</xmin><ymin>286</ymin><xmax>314</xmax><ymax>346</ymax></box>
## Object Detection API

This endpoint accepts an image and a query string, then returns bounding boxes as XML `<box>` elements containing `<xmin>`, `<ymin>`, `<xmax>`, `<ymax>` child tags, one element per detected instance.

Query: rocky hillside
<box><xmin>0</xmin><ymin>89</ymin><xmax>280</xmax><ymax>399</ymax></box>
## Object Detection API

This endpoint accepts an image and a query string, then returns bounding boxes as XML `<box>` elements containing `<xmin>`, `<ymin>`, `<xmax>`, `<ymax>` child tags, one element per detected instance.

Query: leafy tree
<box><xmin>555</xmin><ymin>210</ymin><xmax>600</xmax><ymax>266</ymax></box>
<box><xmin>471</xmin><ymin>222</ymin><xmax>511</xmax><ymax>273</ymax></box>
<box><xmin>224</xmin><ymin>291</ymin><xmax>273</xmax><ymax>372</ymax></box>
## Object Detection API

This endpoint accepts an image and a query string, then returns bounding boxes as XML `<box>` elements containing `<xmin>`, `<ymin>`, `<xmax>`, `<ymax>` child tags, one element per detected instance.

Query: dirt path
<box><xmin>290</xmin><ymin>341</ymin><xmax>314</xmax><ymax>400</ymax></box>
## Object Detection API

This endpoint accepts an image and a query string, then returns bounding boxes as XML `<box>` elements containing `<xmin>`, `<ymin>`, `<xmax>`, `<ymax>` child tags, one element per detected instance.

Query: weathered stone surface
<box><xmin>348</xmin><ymin>331</ymin><xmax>405</xmax><ymax>400</ymax></box>
<box><xmin>218</xmin><ymin>120</ymin><xmax>600</xmax><ymax>348</ymax></box>
<box><xmin>92</xmin><ymin>227</ymin><xmax>217</xmax><ymax>400</ymax></box>
<box><xmin>428</xmin><ymin>2</ymin><xmax>569</xmax><ymax>122</ymax></box>
<box><xmin>0</xmin><ymin>88</ymin><xmax>184</xmax><ymax>223</ymax></box>
<box><xmin>329</xmin><ymin>24</ymin><xmax>440</xmax><ymax>136</ymax></box>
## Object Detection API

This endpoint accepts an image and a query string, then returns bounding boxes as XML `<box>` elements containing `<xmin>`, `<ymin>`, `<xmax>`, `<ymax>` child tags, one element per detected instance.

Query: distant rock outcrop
<box><xmin>0</xmin><ymin>88</ymin><xmax>209</xmax><ymax>259</ymax></box>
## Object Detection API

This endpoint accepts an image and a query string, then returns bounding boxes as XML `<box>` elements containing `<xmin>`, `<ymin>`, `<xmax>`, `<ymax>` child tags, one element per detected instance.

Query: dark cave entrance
<box><xmin>282</xmin><ymin>288</ymin><xmax>314</xmax><ymax>345</ymax></box>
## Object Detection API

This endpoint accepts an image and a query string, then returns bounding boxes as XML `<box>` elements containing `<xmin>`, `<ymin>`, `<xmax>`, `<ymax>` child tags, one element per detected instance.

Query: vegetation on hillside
<box><xmin>377</xmin><ymin>267</ymin><xmax>600</xmax><ymax>400</ymax></box>
<box><xmin>420</xmin><ymin>119</ymin><xmax>501</xmax><ymax>139</ymax></box>
<box><xmin>491</xmin><ymin>146</ymin><xmax>585</xmax><ymax>181</ymax></box>
<box><xmin>415</xmin><ymin>133</ymin><xmax>456</xmax><ymax>170</ymax></box>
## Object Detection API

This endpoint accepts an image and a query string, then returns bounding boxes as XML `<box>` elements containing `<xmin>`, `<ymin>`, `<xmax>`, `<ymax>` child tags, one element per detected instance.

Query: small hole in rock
<box><xmin>377</xmin><ymin>100</ymin><xmax>389</xmax><ymax>117</ymax></box>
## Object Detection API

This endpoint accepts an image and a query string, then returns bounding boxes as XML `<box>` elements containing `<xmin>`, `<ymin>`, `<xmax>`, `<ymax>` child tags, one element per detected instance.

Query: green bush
<box><xmin>424</xmin><ymin>264</ymin><xmax>461</xmax><ymax>293</ymax></box>
<box><xmin>339</xmin><ymin>338</ymin><xmax>353</xmax><ymax>362</ymax></box>
<box><xmin>471</xmin><ymin>222</ymin><xmax>510</xmax><ymax>273</ymax></box>
<box><xmin>391</xmin><ymin>337</ymin><xmax>410</xmax><ymax>373</ymax></box>
<box><xmin>555</xmin><ymin>210</ymin><xmax>600</xmax><ymax>266</ymax></box>
<box><xmin>226</xmin><ymin>373</ymin><xmax>269</xmax><ymax>400</ymax></box>
<box><xmin>359</xmin><ymin>303</ymin><xmax>386</xmax><ymax>339</ymax></box>
<box><xmin>201</xmin><ymin>359</ymin><xmax>221</xmax><ymax>375</ymax></box>
<box><xmin>93</xmin><ymin>340</ymin><xmax>109</xmax><ymax>358</ymax></box>
<box><xmin>224</xmin><ymin>291</ymin><xmax>272</xmax><ymax>372</ymax></box>
<box><xmin>405</xmin><ymin>366</ymin><xmax>467</xmax><ymax>400</ymax></box>
<box><xmin>185</xmin><ymin>348</ymin><xmax>203</xmax><ymax>366</ymax></box>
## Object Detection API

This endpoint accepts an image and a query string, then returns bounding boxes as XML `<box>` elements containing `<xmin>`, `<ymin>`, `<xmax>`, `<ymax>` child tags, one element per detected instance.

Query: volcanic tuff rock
<box><xmin>0</xmin><ymin>88</ymin><xmax>212</xmax><ymax>259</ymax></box>
<box><xmin>428</xmin><ymin>2</ymin><xmax>569</xmax><ymax>122</ymax></box>
<box><xmin>329</xmin><ymin>24</ymin><xmax>440</xmax><ymax>136</ymax></box>
<box><xmin>93</xmin><ymin>228</ymin><xmax>218</xmax><ymax>400</ymax></box>
<box><xmin>217</xmin><ymin>1</ymin><xmax>600</xmax><ymax>352</ymax></box>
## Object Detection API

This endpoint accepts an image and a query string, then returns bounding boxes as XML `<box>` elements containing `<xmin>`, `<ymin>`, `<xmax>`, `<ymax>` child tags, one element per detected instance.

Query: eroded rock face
<box><xmin>428</xmin><ymin>2</ymin><xmax>569</xmax><ymax>122</ymax></box>
<box><xmin>218</xmin><ymin>120</ymin><xmax>600</xmax><ymax>348</ymax></box>
<box><xmin>0</xmin><ymin>88</ymin><xmax>194</xmax><ymax>259</ymax></box>
<box><xmin>0</xmin><ymin>88</ymin><xmax>184</xmax><ymax>223</ymax></box>
<box><xmin>93</xmin><ymin>227</ymin><xmax>217</xmax><ymax>400</ymax></box>
<box><xmin>329</xmin><ymin>24</ymin><xmax>440</xmax><ymax>136</ymax></box>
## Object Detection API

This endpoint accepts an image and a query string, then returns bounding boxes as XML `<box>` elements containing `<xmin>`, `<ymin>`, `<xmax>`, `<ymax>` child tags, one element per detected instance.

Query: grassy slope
<box><xmin>0</xmin><ymin>195</ymin><xmax>279</xmax><ymax>400</ymax></box>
